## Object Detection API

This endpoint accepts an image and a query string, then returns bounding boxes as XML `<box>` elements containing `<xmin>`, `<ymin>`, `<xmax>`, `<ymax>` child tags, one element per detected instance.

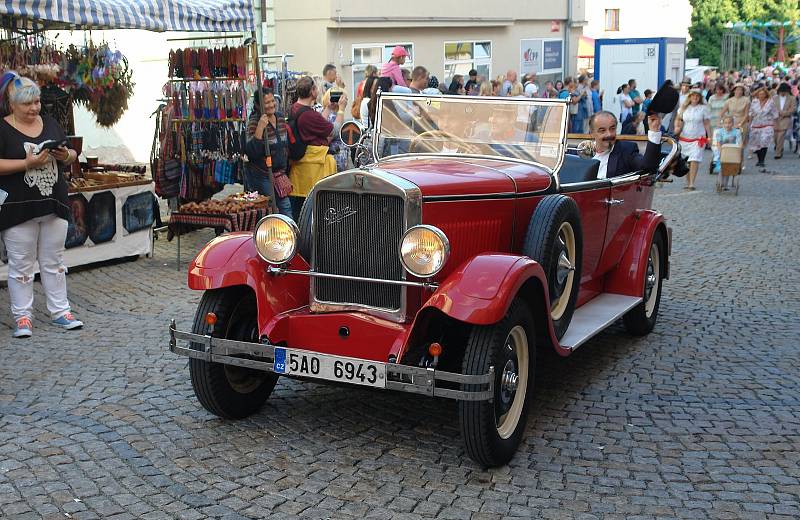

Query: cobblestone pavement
<box><xmin>1</xmin><ymin>152</ymin><xmax>799</xmax><ymax>520</ymax></box>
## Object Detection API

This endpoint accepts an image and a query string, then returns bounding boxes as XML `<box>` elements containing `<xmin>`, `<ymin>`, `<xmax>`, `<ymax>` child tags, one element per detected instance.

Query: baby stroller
<box><xmin>715</xmin><ymin>143</ymin><xmax>741</xmax><ymax>195</ymax></box>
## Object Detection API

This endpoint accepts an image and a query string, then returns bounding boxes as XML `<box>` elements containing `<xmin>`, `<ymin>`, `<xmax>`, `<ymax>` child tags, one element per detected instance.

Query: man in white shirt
<box><xmin>523</xmin><ymin>73</ymin><xmax>539</xmax><ymax>97</ymax></box>
<box><xmin>589</xmin><ymin>111</ymin><xmax>663</xmax><ymax>179</ymax></box>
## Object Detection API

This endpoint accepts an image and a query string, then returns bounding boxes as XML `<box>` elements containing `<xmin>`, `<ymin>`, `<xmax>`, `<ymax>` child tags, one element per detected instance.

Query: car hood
<box><xmin>372</xmin><ymin>156</ymin><xmax>552</xmax><ymax>198</ymax></box>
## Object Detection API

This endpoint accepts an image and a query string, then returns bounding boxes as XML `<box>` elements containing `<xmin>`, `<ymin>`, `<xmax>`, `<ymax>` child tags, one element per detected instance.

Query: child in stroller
<box><xmin>712</xmin><ymin>116</ymin><xmax>742</xmax><ymax>189</ymax></box>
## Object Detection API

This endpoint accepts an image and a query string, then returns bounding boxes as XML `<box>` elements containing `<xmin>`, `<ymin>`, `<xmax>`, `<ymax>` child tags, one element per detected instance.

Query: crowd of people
<box><xmin>243</xmin><ymin>50</ymin><xmax>800</xmax><ymax>213</ymax></box>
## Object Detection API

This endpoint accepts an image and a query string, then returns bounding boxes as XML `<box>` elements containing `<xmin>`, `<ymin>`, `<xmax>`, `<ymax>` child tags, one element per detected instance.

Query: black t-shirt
<box><xmin>0</xmin><ymin>115</ymin><xmax>69</xmax><ymax>232</ymax></box>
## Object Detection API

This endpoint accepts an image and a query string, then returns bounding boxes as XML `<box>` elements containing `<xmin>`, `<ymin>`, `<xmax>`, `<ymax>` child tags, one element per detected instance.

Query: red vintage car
<box><xmin>169</xmin><ymin>93</ymin><xmax>679</xmax><ymax>467</ymax></box>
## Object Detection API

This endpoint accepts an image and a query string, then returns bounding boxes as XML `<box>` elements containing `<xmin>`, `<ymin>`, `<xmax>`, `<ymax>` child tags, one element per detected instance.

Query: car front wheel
<box><xmin>623</xmin><ymin>233</ymin><xmax>665</xmax><ymax>336</ymax></box>
<box><xmin>459</xmin><ymin>299</ymin><xmax>535</xmax><ymax>467</ymax></box>
<box><xmin>189</xmin><ymin>288</ymin><xmax>278</xmax><ymax>419</ymax></box>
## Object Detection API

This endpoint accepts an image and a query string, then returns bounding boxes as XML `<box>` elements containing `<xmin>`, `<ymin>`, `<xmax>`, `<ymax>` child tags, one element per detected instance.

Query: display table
<box><xmin>167</xmin><ymin>206</ymin><xmax>269</xmax><ymax>268</ymax></box>
<box><xmin>0</xmin><ymin>181</ymin><xmax>156</xmax><ymax>282</ymax></box>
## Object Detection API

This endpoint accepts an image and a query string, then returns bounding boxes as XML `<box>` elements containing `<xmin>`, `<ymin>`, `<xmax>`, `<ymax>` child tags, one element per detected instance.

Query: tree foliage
<box><xmin>688</xmin><ymin>0</ymin><xmax>800</xmax><ymax>67</ymax></box>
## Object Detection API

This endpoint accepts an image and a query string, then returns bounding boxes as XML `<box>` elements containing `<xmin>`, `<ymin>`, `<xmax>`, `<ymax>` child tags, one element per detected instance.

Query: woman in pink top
<box><xmin>380</xmin><ymin>46</ymin><xmax>409</xmax><ymax>88</ymax></box>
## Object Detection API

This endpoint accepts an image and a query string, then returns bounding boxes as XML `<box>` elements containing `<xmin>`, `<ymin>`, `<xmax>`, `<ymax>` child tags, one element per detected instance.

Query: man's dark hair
<box><xmin>411</xmin><ymin>66</ymin><xmax>429</xmax><ymax>82</ymax></box>
<box><xmin>628</xmin><ymin>78</ymin><xmax>636</xmax><ymax>86</ymax></box>
<box><xmin>296</xmin><ymin>76</ymin><xmax>316</xmax><ymax>99</ymax></box>
<box><xmin>322</xmin><ymin>64</ymin><xmax>336</xmax><ymax>76</ymax></box>
<box><xmin>469</xmin><ymin>69</ymin><xmax>478</xmax><ymax>77</ymax></box>
<box><xmin>644</xmin><ymin>89</ymin><xmax>652</xmax><ymax>97</ymax></box>
<box><xmin>588</xmin><ymin>110</ymin><xmax>618</xmax><ymax>131</ymax></box>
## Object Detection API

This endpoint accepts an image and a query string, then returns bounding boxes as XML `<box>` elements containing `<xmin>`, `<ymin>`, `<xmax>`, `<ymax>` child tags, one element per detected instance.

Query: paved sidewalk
<box><xmin>1</xmin><ymin>152</ymin><xmax>799</xmax><ymax>519</ymax></box>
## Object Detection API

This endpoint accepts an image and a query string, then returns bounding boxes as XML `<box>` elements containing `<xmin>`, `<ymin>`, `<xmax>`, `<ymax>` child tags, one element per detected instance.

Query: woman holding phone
<box><xmin>0</xmin><ymin>72</ymin><xmax>83</xmax><ymax>338</ymax></box>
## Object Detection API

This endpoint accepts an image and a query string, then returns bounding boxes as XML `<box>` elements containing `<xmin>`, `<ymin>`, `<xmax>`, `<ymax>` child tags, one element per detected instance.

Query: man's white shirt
<box><xmin>593</xmin><ymin>130</ymin><xmax>661</xmax><ymax>179</ymax></box>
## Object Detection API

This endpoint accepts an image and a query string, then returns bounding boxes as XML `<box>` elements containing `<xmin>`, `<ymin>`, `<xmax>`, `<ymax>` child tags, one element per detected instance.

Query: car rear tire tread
<box><xmin>623</xmin><ymin>232</ymin><xmax>665</xmax><ymax>336</ymax></box>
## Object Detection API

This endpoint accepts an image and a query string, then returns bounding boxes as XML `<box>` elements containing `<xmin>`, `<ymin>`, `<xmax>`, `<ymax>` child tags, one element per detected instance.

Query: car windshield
<box><xmin>374</xmin><ymin>94</ymin><xmax>568</xmax><ymax>171</ymax></box>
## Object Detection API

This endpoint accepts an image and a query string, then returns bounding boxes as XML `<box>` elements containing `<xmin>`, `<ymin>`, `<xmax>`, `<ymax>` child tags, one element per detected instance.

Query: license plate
<box><xmin>273</xmin><ymin>347</ymin><xmax>386</xmax><ymax>388</ymax></box>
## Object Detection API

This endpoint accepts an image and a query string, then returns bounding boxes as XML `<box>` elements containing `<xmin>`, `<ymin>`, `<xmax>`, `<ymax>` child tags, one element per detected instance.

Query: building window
<box><xmin>352</xmin><ymin>43</ymin><xmax>414</xmax><ymax>96</ymax></box>
<box><xmin>443</xmin><ymin>41</ymin><xmax>491</xmax><ymax>90</ymax></box>
<box><xmin>605</xmin><ymin>9</ymin><xmax>620</xmax><ymax>31</ymax></box>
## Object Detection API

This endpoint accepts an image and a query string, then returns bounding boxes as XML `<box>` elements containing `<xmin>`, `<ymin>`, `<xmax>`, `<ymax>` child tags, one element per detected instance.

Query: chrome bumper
<box><xmin>169</xmin><ymin>320</ymin><xmax>494</xmax><ymax>401</ymax></box>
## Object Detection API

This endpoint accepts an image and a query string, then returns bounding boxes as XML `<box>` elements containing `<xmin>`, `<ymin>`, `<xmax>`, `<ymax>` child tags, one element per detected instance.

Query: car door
<box><xmin>561</xmin><ymin>181</ymin><xmax>612</xmax><ymax>302</ymax></box>
<box><xmin>596</xmin><ymin>172</ymin><xmax>648</xmax><ymax>275</ymax></box>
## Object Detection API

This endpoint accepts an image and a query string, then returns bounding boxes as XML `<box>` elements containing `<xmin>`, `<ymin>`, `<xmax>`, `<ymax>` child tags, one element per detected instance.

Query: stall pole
<box><xmin>249</xmin><ymin>33</ymin><xmax>279</xmax><ymax>215</ymax></box>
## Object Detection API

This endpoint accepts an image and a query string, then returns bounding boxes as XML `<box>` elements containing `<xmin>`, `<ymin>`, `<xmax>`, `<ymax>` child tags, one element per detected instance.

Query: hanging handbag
<box><xmin>272</xmin><ymin>171</ymin><xmax>293</xmax><ymax>198</ymax></box>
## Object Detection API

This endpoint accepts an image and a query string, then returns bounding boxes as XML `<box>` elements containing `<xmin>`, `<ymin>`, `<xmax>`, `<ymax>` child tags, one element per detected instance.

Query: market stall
<box><xmin>0</xmin><ymin>0</ymin><xmax>258</xmax><ymax>280</ymax></box>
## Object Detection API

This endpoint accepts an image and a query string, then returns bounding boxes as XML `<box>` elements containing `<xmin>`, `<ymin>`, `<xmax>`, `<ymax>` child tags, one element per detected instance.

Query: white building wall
<box><xmin>582</xmin><ymin>0</ymin><xmax>692</xmax><ymax>40</ymax></box>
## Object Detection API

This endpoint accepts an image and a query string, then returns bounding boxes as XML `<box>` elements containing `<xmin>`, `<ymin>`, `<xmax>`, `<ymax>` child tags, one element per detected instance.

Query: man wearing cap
<box><xmin>381</xmin><ymin>46</ymin><xmax>409</xmax><ymax>88</ymax></box>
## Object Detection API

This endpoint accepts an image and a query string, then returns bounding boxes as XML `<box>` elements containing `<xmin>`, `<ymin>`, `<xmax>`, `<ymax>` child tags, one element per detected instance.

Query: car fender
<box><xmin>419</xmin><ymin>253</ymin><xmax>567</xmax><ymax>355</ymax></box>
<box><xmin>604</xmin><ymin>210</ymin><xmax>669</xmax><ymax>297</ymax></box>
<box><xmin>187</xmin><ymin>232</ymin><xmax>310</xmax><ymax>331</ymax></box>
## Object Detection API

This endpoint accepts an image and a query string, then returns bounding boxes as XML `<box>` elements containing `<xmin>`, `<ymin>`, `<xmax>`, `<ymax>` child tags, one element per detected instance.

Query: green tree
<box><xmin>688</xmin><ymin>0</ymin><xmax>738</xmax><ymax>66</ymax></box>
<box><xmin>688</xmin><ymin>0</ymin><xmax>800</xmax><ymax>66</ymax></box>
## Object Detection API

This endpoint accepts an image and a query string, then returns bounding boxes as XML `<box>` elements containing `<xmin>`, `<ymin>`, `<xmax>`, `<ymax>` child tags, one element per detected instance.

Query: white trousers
<box><xmin>1</xmin><ymin>214</ymin><xmax>71</xmax><ymax>320</ymax></box>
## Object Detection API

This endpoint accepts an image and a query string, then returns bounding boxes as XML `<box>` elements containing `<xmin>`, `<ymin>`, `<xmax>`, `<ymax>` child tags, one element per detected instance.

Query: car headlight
<box><xmin>399</xmin><ymin>225</ymin><xmax>450</xmax><ymax>277</ymax></box>
<box><xmin>253</xmin><ymin>215</ymin><xmax>299</xmax><ymax>264</ymax></box>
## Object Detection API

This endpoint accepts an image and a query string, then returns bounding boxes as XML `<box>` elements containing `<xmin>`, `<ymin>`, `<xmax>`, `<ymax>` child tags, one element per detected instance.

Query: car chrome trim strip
<box><xmin>169</xmin><ymin>321</ymin><xmax>494</xmax><ymax>401</ymax></box>
<box><xmin>558</xmin><ymin>179</ymin><xmax>613</xmax><ymax>193</ymax></box>
<box><xmin>268</xmin><ymin>266</ymin><xmax>439</xmax><ymax>290</ymax></box>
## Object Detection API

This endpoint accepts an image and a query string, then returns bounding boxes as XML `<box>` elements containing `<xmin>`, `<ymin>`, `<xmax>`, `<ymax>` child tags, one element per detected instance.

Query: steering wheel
<box><xmin>409</xmin><ymin>130</ymin><xmax>480</xmax><ymax>155</ymax></box>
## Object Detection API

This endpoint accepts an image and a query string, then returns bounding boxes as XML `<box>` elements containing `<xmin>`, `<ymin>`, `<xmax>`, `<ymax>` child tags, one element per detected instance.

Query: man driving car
<box><xmin>589</xmin><ymin>110</ymin><xmax>662</xmax><ymax>179</ymax></box>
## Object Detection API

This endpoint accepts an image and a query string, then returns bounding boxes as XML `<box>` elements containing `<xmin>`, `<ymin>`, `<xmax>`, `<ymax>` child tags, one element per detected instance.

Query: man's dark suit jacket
<box><xmin>605</xmin><ymin>139</ymin><xmax>662</xmax><ymax>178</ymax></box>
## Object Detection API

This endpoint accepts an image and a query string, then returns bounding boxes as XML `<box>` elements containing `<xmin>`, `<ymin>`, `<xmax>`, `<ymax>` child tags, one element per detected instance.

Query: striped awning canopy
<box><xmin>0</xmin><ymin>0</ymin><xmax>255</xmax><ymax>32</ymax></box>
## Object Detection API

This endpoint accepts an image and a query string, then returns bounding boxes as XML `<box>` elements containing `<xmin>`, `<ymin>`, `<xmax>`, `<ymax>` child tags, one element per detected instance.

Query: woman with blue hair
<box><xmin>0</xmin><ymin>72</ymin><xmax>83</xmax><ymax>338</ymax></box>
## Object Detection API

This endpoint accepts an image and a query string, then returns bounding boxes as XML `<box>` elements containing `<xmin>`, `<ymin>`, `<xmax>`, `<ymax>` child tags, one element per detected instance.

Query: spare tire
<box><xmin>297</xmin><ymin>196</ymin><xmax>313</xmax><ymax>262</ymax></box>
<box><xmin>522</xmin><ymin>194</ymin><xmax>583</xmax><ymax>340</ymax></box>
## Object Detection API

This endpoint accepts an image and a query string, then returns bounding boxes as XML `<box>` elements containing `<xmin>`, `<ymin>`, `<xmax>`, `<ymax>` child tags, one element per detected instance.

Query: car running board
<box><xmin>559</xmin><ymin>293</ymin><xmax>642</xmax><ymax>352</ymax></box>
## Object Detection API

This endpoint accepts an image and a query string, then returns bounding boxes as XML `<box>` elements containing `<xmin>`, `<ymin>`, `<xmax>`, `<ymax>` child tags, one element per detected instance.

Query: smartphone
<box><xmin>34</xmin><ymin>139</ymin><xmax>68</xmax><ymax>154</ymax></box>
<box><xmin>329</xmin><ymin>91</ymin><xmax>343</xmax><ymax>104</ymax></box>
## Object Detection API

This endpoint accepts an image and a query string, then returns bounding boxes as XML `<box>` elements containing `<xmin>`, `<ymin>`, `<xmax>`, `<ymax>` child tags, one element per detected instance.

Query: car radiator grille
<box><xmin>313</xmin><ymin>191</ymin><xmax>405</xmax><ymax>311</ymax></box>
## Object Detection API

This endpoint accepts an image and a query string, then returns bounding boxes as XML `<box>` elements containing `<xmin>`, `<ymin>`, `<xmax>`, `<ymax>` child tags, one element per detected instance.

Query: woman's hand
<box><xmin>25</xmin><ymin>149</ymin><xmax>51</xmax><ymax>169</ymax></box>
<box><xmin>51</xmin><ymin>146</ymin><xmax>74</xmax><ymax>164</ymax></box>
<box><xmin>255</xmin><ymin>114</ymin><xmax>269</xmax><ymax>139</ymax></box>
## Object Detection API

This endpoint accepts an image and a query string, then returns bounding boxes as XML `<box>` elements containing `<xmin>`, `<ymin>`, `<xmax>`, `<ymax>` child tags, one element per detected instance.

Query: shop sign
<box><xmin>542</xmin><ymin>39</ymin><xmax>563</xmax><ymax>73</ymax></box>
<box><xmin>520</xmin><ymin>39</ymin><xmax>542</xmax><ymax>75</ymax></box>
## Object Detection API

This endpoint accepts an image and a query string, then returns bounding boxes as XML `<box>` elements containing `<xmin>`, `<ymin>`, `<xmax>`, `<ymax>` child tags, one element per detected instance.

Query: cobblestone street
<box><xmin>1</xmin><ymin>153</ymin><xmax>799</xmax><ymax>520</ymax></box>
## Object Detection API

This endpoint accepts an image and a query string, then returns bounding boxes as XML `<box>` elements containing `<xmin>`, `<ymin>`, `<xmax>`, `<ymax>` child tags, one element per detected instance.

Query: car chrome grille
<box><xmin>313</xmin><ymin>190</ymin><xmax>405</xmax><ymax>310</ymax></box>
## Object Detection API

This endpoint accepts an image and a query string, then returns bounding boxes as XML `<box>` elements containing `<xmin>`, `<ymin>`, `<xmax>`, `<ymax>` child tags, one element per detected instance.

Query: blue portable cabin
<box><xmin>594</xmin><ymin>37</ymin><xmax>686</xmax><ymax>118</ymax></box>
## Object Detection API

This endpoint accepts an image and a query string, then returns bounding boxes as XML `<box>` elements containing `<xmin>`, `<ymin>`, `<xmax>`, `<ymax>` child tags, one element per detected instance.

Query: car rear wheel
<box><xmin>623</xmin><ymin>233</ymin><xmax>664</xmax><ymax>336</ymax></box>
<box><xmin>459</xmin><ymin>298</ymin><xmax>535</xmax><ymax>467</ymax></box>
<box><xmin>189</xmin><ymin>288</ymin><xmax>277</xmax><ymax>419</ymax></box>
<box><xmin>523</xmin><ymin>195</ymin><xmax>583</xmax><ymax>340</ymax></box>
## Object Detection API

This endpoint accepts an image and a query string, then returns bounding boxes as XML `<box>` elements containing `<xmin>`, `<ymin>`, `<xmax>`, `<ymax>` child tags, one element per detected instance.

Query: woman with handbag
<box><xmin>244</xmin><ymin>88</ymin><xmax>292</xmax><ymax>217</ymax></box>
<box><xmin>0</xmin><ymin>72</ymin><xmax>83</xmax><ymax>338</ymax></box>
